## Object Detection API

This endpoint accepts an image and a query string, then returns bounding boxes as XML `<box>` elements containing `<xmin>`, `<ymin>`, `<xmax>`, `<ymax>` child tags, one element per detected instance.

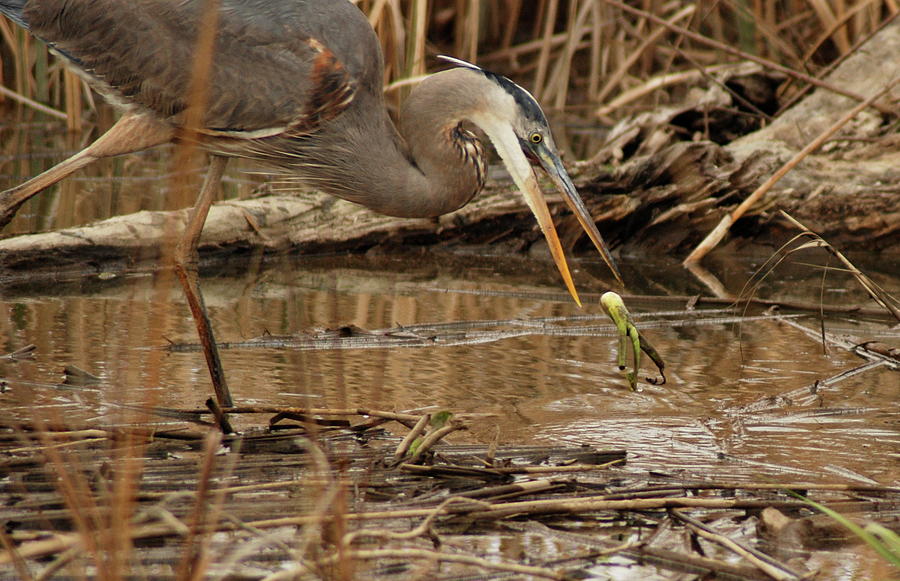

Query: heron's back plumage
<box><xmin>17</xmin><ymin>0</ymin><xmax>378</xmax><ymax>133</ymax></box>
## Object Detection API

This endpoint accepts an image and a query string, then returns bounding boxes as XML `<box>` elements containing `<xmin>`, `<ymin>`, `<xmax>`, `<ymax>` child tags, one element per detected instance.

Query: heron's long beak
<box><xmin>481</xmin><ymin>122</ymin><xmax>622</xmax><ymax>306</ymax></box>
<box><xmin>532</xmin><ymin>146</ymin><xmax>624</xmax><ymax>287</ymax></box>
<box><xmin>515</xmin><ymin>167</ymin><xmax>585</xmax><ymax>305</ymax></box>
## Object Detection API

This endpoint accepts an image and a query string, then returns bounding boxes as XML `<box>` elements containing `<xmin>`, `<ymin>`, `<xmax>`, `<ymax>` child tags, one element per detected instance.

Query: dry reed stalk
<box><xmin>500</xmin><ymin>0</ymin><xmax>523</xmax><ymax>51</ymax></box>
<box><xmin>479</xmin><ymin>31</ymin><xmax>574</xmax><ymax>66</ymax></box>
<box><xmin>533</xmin><ymin>0</ymin><xmax>559</xmax><ymax>101</ymax></box>
<box><xmin>366</xmin><ymin>0</ymin><xmax>407</xmax><ymax>106</ymax></box>
<box><xmin>174</xmin><ymin>431</ymin><xmax>226</xmax><ymax>580</ymax></box>
<box><xmin>103</xmin><ymin>432</ymin><xmax>143</xmax><ymax>577</ymax></box>
<box><xmin>62</xmin><ymin>69</ymin><xmax>81</xmax><ymax>131</ymax></box>
<box><xmin>457</xmin><ymin>0</ymin><xmax>481</xmax><ymax>63</ymax></box>
<box><xmin>13</xmin><ymin>29</ymin><xmax>31</xmax><ymax>98</ymax></box>
<box><xmin>0</xmin><ymin>16</ymin><xmax>14</xmax><ymax>51</ymax></box>
<box><xmin>0</xmin><ymin>84</ymin><xmax>67</xmax><ymax>119</ymax></box>
<box><xmin>728</xmin><ymin>0</ymin><xmax>803</xmax><ymax>65</ymax></box>
<box><xmin>33</xmin><ymin>424</ymin><xmax>123</xmax><ymax>578</ymax></box>
<box><xmin>595</xmin><ymin>62</ymin><xmax>751</xmax><ymax>118</ymax></box>
<box><xmin>406</xmin><ymin>0</ymin><xmax>429</xmax><ymax>79</ymax></box>
<box><xmin>596</xmin><ymin>4</ymin><xmax>696</xmax><ymax>104</ymax></box>
<box><xmin>810</xmin><ymin>0</ymin><xmax>854</xmax><ymax>52</ymax></box>
<box><xmin>0</xmin><ymin>18</ymin><xmax>13</xmax><ymax>100</ymax></box>
<box><xmin>0</xmin><ymin>526</ymin><xmax>32</xmax><ymax>580</ymax></box>
<box><xmin>545</xmin><ymin>0</ymin><xmax>589</xmax><ymax>108</ymax></box>
<box><xmin>171</xmin><ymin>0</ymin><xmax>219</xmax><ymax>184</ymax></box>
<box><xmin>288</xmin><ymin>438</ymin><xmax>346</xmax><ymax>578</ymax></box>
<box><xmin>587</xmin><ymin>2</ymin><xmax>605</xmax><ymax>99</ymax></box>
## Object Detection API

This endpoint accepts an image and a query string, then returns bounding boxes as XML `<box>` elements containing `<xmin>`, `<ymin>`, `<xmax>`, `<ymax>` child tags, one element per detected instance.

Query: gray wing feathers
<box><xmin>19</xmin><ymin>0</ymin><xmax>378</xmax><ymax>132</ymax></box>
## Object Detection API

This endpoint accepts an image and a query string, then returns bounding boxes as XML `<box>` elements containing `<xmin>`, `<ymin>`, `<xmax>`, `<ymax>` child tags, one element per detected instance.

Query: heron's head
<box><xmin>439</xmin><ymin>57</ymin><xmax>623</xmax><ymax>304</ymax></box>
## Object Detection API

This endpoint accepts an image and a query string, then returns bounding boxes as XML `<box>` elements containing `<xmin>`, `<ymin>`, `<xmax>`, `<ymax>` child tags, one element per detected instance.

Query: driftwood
<box><xmin>577</xmin><ymin>16</ymin><xmax>899</xmax><ymax>254</ymax></box>
<box><xmin>0</xmin><ymin>185</ymin><xmax>536</xmax><ymax>274</ymax></box>
<box><xmin>0</xmin><ymin>19</ymin><xmax>897</xmax><ymax>275</ymax></box>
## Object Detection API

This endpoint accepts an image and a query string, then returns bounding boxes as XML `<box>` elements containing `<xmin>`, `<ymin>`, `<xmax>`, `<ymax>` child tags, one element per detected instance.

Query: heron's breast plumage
<box><xmin>450</xmin><ymin>124</ymin><xmax>487</xmax><ymax>201</ymax></box>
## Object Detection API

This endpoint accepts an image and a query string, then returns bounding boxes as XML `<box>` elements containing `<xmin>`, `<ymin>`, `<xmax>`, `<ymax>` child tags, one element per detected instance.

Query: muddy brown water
<box><xmin>1</xmin><ymin>118</ymin><xmax>898</xmax><ymax>578</ymax></box>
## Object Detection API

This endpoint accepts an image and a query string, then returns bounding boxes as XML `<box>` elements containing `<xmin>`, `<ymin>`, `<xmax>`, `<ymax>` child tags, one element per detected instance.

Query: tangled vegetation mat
<box><xmin>2</xmin><ymin>404</ymin><xmax>898</xmax><ymax>580</ymax></box>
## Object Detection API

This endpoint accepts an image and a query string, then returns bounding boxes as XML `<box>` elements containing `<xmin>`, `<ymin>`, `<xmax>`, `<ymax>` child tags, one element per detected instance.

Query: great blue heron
<box><xmin>0</xmin><ymin>0</ymin><xmax>623</xmax><ymax>407</ymax></box>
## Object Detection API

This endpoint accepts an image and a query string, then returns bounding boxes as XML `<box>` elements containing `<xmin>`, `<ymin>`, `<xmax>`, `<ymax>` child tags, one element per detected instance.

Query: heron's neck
<box><xmin>393</xmin><ymin>75</ymin><xmax>488</xmax><ymax>217</ymax></box>
<box><xmin>307</xmin><ymin>71</ymin><xmax>488</xmax><ymax>219</ymax></box>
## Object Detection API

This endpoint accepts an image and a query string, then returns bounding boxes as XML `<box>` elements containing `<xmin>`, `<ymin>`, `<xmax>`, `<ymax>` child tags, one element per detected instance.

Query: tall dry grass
<box><xmin>1</xmin><ymin>0</ymin><xmax>895</xmax><ymax>124</ymax></box>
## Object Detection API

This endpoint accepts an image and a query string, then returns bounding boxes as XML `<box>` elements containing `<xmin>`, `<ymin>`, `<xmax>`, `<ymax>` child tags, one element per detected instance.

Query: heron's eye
<box><xmin>529</xmin><ymin>132</ymin><xmax>543</xmax><ymax>144</ymax></box>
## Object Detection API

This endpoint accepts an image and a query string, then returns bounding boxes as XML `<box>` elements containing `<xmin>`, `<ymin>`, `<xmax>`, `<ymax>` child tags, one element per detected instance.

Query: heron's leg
<box><xmin>174</xmin><ymin>154</ymin><xmax>234</xmax><ymax>409</ymax></box>
<box><xmin>0</xmin><ymin>113</ymin><xmax>173</xmax><ymax>229</ymax></box>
